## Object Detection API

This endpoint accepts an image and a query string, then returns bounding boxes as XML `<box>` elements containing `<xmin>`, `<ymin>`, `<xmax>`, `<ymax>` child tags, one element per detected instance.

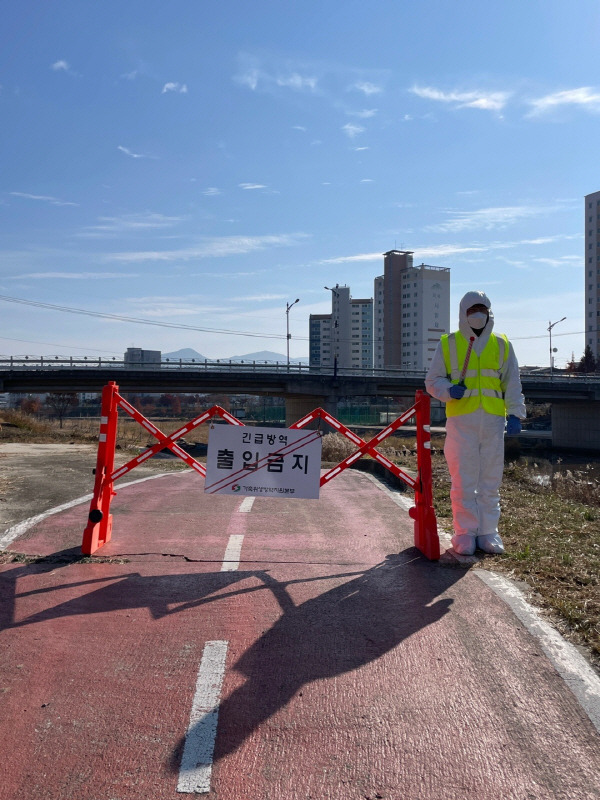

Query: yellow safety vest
<box><xmin>441</xmin><ymin>331</ymin><xmax>509</xmax><ymax>417</ymax></box>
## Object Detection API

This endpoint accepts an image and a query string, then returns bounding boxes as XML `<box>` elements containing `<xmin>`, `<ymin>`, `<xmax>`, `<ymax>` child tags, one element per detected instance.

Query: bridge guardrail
<box><xmin>1</xmin><ymin>357</ymin><xmax>599</xmax><ymax>384</ymax></box>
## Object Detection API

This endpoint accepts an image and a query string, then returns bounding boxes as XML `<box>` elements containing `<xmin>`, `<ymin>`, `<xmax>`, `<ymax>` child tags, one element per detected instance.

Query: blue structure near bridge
<box><xmin>1</xmin><ymin>358</ymin><xmax>599</xmax><ymax>452</ymax></box>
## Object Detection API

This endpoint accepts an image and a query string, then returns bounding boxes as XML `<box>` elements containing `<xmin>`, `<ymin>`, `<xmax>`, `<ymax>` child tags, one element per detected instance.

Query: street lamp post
<box><xmin>324</xmin><ymin>286</ymin><xmax>340</xmax><ymax>377</ymax></box>
<box><xmin>286</xmin><ymin>298</ymin><xmax>300</xmax><ymax>369</ymax></box>
<box><xmin>548</xmin><ymin>316</ymin><xmax>566</xmax><ymax>378</ymax></box>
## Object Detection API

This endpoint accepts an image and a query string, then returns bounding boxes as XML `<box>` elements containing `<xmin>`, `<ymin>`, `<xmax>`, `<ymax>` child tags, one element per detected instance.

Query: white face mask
<box><xmin>467</xmin><ymin>311</ymin><xmax>488</xmax><ymax>329</ymax></box>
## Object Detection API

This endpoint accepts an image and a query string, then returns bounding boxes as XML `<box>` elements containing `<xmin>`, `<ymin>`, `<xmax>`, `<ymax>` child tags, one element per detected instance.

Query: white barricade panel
<box><xmin>204</xmin><ymin>425</ymin><xmax>322</xmax><ymax>499</ymax></box>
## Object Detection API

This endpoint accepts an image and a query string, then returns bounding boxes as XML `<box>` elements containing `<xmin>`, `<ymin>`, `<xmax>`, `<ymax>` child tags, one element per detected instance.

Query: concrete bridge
<box><xmin>1</xmin><ymin>358</ymin><xmax>599</xmax><ymax>451</ymax></box>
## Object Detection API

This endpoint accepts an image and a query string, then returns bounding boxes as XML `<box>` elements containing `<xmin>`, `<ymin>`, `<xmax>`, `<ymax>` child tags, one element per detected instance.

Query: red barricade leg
<box><xmin>81</xmin><ymin>382</ymin><xmax>119</xmax><ymax>554</ymax></box>
<box><xmin>409</xmin><ymin>391</ymin><xmax>440</xmax><ymax>560</ymax></box>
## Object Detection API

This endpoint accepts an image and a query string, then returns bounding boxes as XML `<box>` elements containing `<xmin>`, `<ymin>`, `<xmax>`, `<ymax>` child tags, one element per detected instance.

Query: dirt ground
<box><xmin>0</xmin><ymin>443</ymin><xmax>187</xmax><ymax>536</ymax></box>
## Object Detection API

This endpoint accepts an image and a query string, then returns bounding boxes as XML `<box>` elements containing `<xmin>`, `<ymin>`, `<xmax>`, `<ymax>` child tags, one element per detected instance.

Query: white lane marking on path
<box><xmin>180</xmin><ymin>497</ymin><xmax>251</xmax><ymax>791</ymax></box>
<box><xmin>220</xmin><ymin>497</ymin><xmax>253</xmax><ymax>570</ymax></box>
<box><xmin>220</xmin><ymin>535</ymin><xmax>244</xmax><ymax>572</ymax></box>
<box><xmin>177</xmin><ymin>640</ymin><xmax>229</xmax><ymax>794</ymax></box>
<box><xmin>0</xmin><ymin>470</ymin><xmax>191</xmax><ymax>552</ymax></box>
<box><xmin>238</xmin><ymin>496</ymin><xmax>254</xmax><ymax>513</ymax></box>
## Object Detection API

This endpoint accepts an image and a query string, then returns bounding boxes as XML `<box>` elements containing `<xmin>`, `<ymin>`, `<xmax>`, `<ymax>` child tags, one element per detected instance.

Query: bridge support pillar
<box><xmin>552</xmin><ymin>401</ymin><xmax>600</xmax><ymax>451</ymax></box>
<box><xmin>285</xmin><ymin>395</ymin><xmax>337</xmax><ymax>427</ymax></box>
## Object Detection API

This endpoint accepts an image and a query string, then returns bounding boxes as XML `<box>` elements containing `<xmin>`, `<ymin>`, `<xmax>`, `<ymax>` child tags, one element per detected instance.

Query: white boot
<box><xmin>451</xmin><ymin>534</ymin><xmax>476</xmax><ymax>555</ymax></box>
<box><xmin>477</xmin><ymin>533</ymin><xmax>505</xmax><ymax>554</ymax></box>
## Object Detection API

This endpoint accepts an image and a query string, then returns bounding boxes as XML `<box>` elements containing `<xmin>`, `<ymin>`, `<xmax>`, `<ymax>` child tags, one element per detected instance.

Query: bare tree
<box><xmin>45</xmin><ymin>392</ymin><xmax>78</xmax><ymax>429</ymax></box>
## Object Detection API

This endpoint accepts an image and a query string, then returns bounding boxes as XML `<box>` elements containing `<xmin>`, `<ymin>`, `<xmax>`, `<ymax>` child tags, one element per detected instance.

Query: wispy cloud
<box><xmin>162</xmin><ymin>82</ymin><xmax>188</xmax><ymax>94</ymax></box>
<box><xmin>410</xmin><ymin>85</ymin><xmax>511</xmax><ymax>112</ymax></box>
<box><xmin>322</xmin><ymin>252</ymin><xmax>382</xmax><ymax>264</ymax></box>
<box><xmin>413</xmin><ymin>244</ymin><xmax>488</xmax><ymax>258</ymax></box>
<box><xmin>235</xmin><ymin>63</ymin><xmax>318</xmax><ymax>93</ymax></box>
<box><xmin>78</xmin><ymin>213</ymin><xmax>185</xmax><ymax>237</ymax></box>
<box><xmin>239</xmin><ymin>183</ymin><xmax>267</xmax><ymax>190</ymax></box>
<box><xmin>428</xmin><ymin>204</ymin><xmax>563</xmax><ymax>233</ymax></box>
<box><xmin>203</xmin><ymin>187</ymin><xmax>222</xmax><ymax>196</ymax></box>
<box><xmin>106</xmin><ymin>233</ymin><xmax>308</xmax><ymax>263</ymax></box>
<box><xmin>231</xmin><ymin>293</ymin><xmax>288</xmax><ymax>302</ymax></box>
<box><xmin>321</xmin><ymin>233</ymin><xmax>581</xmax><ymax>266</ymax></box>
<box><xmin>351</xmin><ymin>81</ymin><xmax>383</xmax><ymax>96</ymax></box>
<box><xmin>236</xmin><ymin>67</ymin><xmax>260</xmax><ymax>91</ymax></box>
<box><xmin>123</xmin><ymin>297</ymin><xmax>212</xmax><ymax>318</ymax></box>
<box><xmin>322</xmin><ymin>244</ymin><xmax>493</xmax><ymax>264</ymax></box>
<box><xmin>192</xmin><ymin>269</ymin><xmax>268</xmax><ymax>278</ymax></box>
<box><xmin>532</xmin><ymin>255</ymin><xmax>582</xmax><ymax>268</ymax></box>
<box><xmin>342</xmin><ymin>123</ymin><xmax>365</xmax><ymax>139</ymax></box>
<box><xmin>527</xmin><ymin>86</ymin><xmax>600</xmax><ymax>116</ymax></box>
<box><xmin>9</xmin><ymin>272</ymin><xmax>139</xmax><ymax>280</ymax></box>
<box><xmin>346</xmin><ymin>108</ymin><xmax>378</xmax><ymax>119</ymax></box>
<box><xmin>276</xmin><ymin>73</ymin><xmax>317</xmax><ymax>91</ymax></box>
<box><xmin>117</xmin><ymin>145</ymin><xmax>157</xmax><ymax>159</ymax></box>
<box><xmin>10</xmin><ymin>191</ymin><xmax>78</xmax><ymax>207</ymax></box>
<box><xmin>51</xmin><ymin>60</ymin><xmax>79</xmax><ymax>76</ymax></box>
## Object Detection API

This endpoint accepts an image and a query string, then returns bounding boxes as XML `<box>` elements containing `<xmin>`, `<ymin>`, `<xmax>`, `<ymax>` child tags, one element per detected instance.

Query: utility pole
<box><xmin>286</xmin><ymin>298</ymin><xmax>300</xmax><ymax>369</ymax></box>
<box><xmin>548</xmin><ymin>317</ymin><xmax>566</xmax><ymax>378</ymax></box>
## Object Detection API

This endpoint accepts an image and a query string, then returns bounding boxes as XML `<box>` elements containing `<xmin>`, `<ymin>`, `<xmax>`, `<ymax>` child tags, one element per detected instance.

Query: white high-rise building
<box><xmin>309</xmin><ymin>285</ymin><xmax>373</xmax><ymax>370</ymax></box>
<box><xmin>585</xmin><ymin>190</ymin><xmax>600</xmax><ymax>361</ymax></box>
<box><xmin>350</xmin><ymin>296</ymin><xmax>374</xmax><ymax>369</ymax></box>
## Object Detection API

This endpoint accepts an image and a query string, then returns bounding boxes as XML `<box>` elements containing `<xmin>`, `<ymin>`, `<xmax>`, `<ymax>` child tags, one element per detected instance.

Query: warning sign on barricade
<box><xmin>204</xmin><ymin>425</ymin><xmax>322</xmax><ymax>498</ymax></box>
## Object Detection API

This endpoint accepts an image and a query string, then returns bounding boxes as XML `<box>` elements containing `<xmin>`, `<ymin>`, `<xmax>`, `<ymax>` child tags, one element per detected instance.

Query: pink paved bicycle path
<box><xmin>1</xmin><ymin>469</ymin><xmax>598</xmax><ymax>799</ymax></box>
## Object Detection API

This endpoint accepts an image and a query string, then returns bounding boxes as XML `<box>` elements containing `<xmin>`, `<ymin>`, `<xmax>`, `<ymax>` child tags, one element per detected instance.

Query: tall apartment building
<box><xmin>585</xmin><ymin>190</ymin><xmax>600</xmax><ymax>361</ymax></box>
<box><xmin>309</xmin><ymin>251</ymin><xmax>450</xmax><ymax>371</ymax></box>
<box><xmin>381</xmin><ymin>250</ymin><xmax>450</xmax><ymax>370</ymax></box>
<box><xmin>309</xmin><ymin>285</ymin><xmax>373</xmax><ymax>370</ymax></box>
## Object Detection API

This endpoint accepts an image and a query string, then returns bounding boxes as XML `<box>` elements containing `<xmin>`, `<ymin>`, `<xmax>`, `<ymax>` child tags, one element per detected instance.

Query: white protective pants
<box><xmin>444</xmin><ymin>409</ymin><xmax>506</xmax><ymax>538</ymax></box>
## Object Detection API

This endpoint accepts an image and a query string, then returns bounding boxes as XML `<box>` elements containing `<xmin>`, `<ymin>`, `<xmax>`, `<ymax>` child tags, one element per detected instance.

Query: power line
<box><xmin>0</xmin><ymin>294</ymin><xmax>595</xmax><ymax>352</ymax></box>
<box><xmin>0</xmin><ymin>335</ymin><xmax>122</xmax><ymax>354</ymax></box>
<box><xmin>0</xmin><ymin>294</ymin><xmax>304</xmax><ymax>341</ymax></box>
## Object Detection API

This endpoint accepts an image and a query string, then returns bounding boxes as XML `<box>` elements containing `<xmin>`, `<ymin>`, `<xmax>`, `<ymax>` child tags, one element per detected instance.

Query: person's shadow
<box><xmin>169</xmin><ymin>550</ymin><xmax>465</xmax><ymax>769</ymax></box>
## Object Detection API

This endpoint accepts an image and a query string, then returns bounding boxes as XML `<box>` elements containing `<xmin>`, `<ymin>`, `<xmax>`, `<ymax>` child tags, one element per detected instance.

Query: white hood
<box><xmin>458</xmin><ymin>290</ymin><xmax>494</xmax><ymax>354</ymax></box>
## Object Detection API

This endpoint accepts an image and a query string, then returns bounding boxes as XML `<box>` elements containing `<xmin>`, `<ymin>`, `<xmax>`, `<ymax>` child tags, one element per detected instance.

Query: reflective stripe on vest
<box><xmin>441</xmin><ymin>332</ymin><xmax>509</xmax><ymax>417</ymax></box>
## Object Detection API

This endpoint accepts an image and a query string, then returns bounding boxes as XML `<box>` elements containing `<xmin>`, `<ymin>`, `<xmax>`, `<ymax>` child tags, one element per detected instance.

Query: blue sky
<box><xmin>1</xmin><ymin>0</ymin><xmax>598</xmax><ymax>366</ymax></box>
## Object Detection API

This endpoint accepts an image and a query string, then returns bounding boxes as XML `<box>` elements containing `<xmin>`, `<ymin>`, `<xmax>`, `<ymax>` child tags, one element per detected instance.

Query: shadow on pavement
<box><xmin>0</xmin><ymin>547</ymin><xmax>468</xmax><ymax>769</ymax></box>
<box><xmin>168</xmin><ymin>550</ymin><xmax>467</xmax><ymax>767</ymax></box>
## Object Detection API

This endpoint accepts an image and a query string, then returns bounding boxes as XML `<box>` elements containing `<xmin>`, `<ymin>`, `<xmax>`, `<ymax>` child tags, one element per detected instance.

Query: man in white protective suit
<box><xmin>425</xmin><ymin>290</ymin><xmax>526</xmax><ymax>555</ymax></box>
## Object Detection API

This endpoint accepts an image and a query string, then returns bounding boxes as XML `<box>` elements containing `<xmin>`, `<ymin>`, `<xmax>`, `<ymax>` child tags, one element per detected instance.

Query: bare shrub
<box><xmin>1</xmin><ymin>409</ymin><xmax>51</xmax><ymax>435</ymax></box>
<box><xmin>551</xmin><ymin>470</ymin><xmax>600</xmax><ymax>509</ymax></box>
<box><xmin>321</xmin><ymin>432</ymin><xmax>357</xmax><ymax>463</ymax></box>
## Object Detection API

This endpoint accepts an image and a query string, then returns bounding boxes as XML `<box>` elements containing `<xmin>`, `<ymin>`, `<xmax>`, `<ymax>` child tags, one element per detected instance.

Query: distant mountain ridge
<box><xmin>162</xmin><ymin>348</ymin><xmax>308</xmax><ymax>364</ymax></box>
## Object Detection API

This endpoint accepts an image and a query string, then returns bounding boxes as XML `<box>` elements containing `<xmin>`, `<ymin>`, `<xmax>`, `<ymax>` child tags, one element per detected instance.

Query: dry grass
<box><xmin>2</xmin><ymin>413</ymin><xmax>599</xmax><ymax>669</ymax></box>
<box><xmin>0</xmin><ymin>411</ymin><xmax>213</xmax><ymax>450</ymax></box>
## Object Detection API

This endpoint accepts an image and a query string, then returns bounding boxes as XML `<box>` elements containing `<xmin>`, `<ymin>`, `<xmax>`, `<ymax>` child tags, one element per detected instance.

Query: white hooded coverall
<box><xmin>425</xmin><ymin>291</ymin><xmax>526</xmax><ymax>550</ymax></box>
